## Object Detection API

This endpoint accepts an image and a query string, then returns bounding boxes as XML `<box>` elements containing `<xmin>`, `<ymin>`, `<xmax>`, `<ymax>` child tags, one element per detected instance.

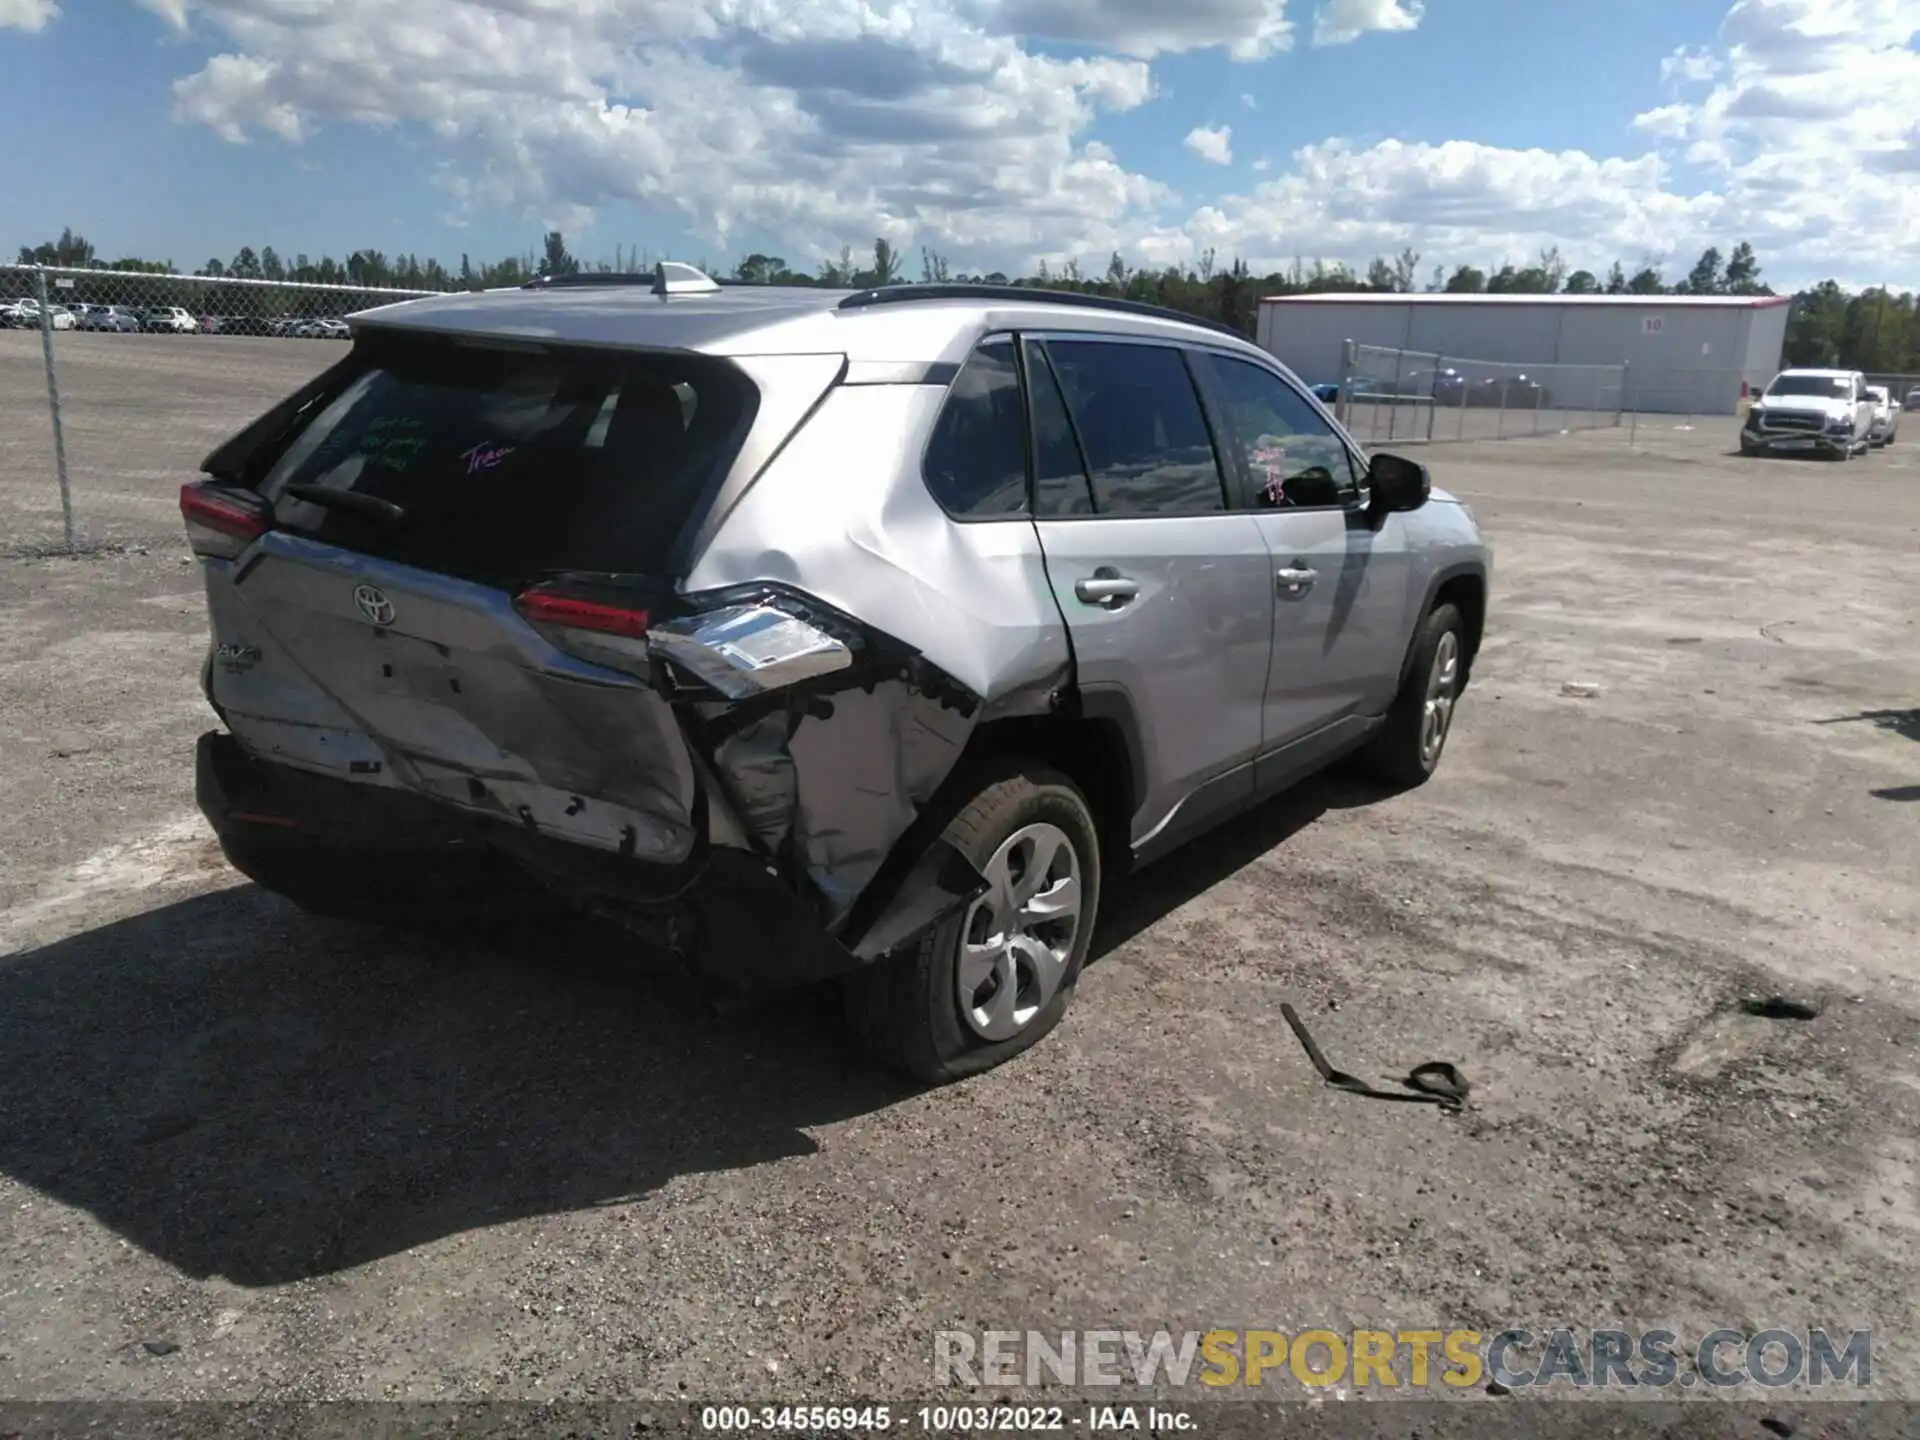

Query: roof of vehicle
<box><xmin>1263</xmin><ymin>292</ymin><xmax>1793</xmax><ymax>310</ymax></box>
<box><xmin>346</xmin><ymin>270</ymin><xmax>1268</xmax><ymax>368</ymax></box>
<box><xmin>1771</xmin><ymin>367</ymin><xmax>1859</xmax><ymax>378</ymax></box>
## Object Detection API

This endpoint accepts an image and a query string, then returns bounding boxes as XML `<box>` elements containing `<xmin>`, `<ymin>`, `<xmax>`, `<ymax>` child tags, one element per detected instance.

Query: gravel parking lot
<box><xmin>2</xmin><ymin>335</ymin><xmax>1917</xmax><ymax>1414</ymax></box>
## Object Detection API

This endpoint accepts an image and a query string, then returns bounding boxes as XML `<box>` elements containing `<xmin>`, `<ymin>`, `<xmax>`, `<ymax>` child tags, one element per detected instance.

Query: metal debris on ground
<box><xmin>1560</xmin><ymin>681</ymin><xmax>1601</xmax><ymax>698</ymax></box>
<box><xmin>1280</xmin><ymin>1002</ymin><xmax>1470</xmax><ymax>1110</ymax></box>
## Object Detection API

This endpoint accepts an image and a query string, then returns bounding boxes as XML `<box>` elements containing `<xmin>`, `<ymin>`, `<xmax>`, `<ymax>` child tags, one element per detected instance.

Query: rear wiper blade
<box><xmin>282</xmin><ymin>483</ymin><xmax>406</xmax><ymax>524</ymax></box>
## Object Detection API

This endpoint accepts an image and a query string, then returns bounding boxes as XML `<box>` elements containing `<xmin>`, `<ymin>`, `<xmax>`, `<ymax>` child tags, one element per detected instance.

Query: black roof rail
<box><xmin>835</xmin><ymin>283</ymin><xmax>1247</xmax><ymax>339</ymax></box>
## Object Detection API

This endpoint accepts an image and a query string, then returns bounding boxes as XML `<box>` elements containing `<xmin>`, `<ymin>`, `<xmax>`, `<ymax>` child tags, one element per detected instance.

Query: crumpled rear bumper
<box><xmin>195</xmin><ymin>730</ymin><xmax>986</xmax><ymax>996</ymax></box>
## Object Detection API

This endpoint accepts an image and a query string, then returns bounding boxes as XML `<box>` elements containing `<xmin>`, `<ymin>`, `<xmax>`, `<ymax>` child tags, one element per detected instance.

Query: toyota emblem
<box><xmin>353</xmin><ymin>584</ymin><xmax>396</xmax><ymax>626</ymax></box>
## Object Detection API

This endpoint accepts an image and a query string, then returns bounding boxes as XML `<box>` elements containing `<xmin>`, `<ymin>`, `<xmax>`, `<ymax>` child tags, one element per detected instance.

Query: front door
<box><xmin>1189</xmin><ymin>350</ymin><xmax>1415</xmax><ymax>757</ymax></box>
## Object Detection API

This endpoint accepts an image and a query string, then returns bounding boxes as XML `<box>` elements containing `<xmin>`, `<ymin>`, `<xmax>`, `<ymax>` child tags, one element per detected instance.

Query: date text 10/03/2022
<box><xmin>699</xmin><ymin>1406</ymin><xmax>1194</xmax><ymax>1431</ymax></box>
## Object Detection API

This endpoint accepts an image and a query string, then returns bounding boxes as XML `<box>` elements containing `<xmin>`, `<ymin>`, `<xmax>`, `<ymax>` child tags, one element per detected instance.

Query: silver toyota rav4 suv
<box><xmin>183</xmin><ymin>264</ymin><xmax>1491</xmax><ymax>1082</ymax></box>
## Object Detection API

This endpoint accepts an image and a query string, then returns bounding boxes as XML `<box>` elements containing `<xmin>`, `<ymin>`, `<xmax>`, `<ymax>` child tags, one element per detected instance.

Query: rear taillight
<box><xmin>514</xmin><ymin>579</ymin><xmax>854</xmax><ymax>698</ymax></box>
<box><xmin>514</xmin><ymin>586</ymin><xmax>651</xmax><ymax>638</ymax></box>
<box><xmin>181</xmin><ymin>481</ymin><xmax>270</xmax><ymax>559</ymax></box>
<box><xmin>514</xmin><ymin>579</ymin><xmax>655</xmax><ymax>676</ymax></box>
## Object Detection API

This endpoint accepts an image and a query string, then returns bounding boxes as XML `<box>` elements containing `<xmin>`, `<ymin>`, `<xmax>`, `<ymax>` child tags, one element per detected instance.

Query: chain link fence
<box><xmin>1333</xmin><ymin>342</ymin><xmax>1627</xmax><ymax>446</ymax></box>
<box><xmin>0</xmin><ymin>264</ymin><xmax>443</xmax><ymax>554</ymax></box>
<box><xmin>1333</xmin><ymin>341</ymin><xmax>1788</xmax><ymax>452</ymax></box>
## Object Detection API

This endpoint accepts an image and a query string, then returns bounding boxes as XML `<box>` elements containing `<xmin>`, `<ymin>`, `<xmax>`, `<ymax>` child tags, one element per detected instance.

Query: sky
<box><xmin>1</xmin><ymin>0</ymin><xmax>1916</xmax><ymax>291</ymax></box>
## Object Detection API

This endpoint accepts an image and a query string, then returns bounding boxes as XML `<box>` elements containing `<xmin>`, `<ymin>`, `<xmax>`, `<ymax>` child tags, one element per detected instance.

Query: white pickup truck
<box><xmin>1740</xmin><ymin>369</ymin><xmax>1875</xmax><ymax>460</ymax></box>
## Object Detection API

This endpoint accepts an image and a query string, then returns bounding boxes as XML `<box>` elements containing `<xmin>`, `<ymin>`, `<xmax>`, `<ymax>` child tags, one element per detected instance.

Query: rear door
<box><xmin>1189</xmin><ymin>349</ymin><xmax>1415</xmax><ymax>757</ymax></box>
<box><xmin>201</xmin><ymin>334</ymin><xmax>765</xmax><ymax>860</ymax></box>
<box><xmin>1022</xmin><ymin>335</ymin><xmax>1272</xmax><ymax>850</ymax></box>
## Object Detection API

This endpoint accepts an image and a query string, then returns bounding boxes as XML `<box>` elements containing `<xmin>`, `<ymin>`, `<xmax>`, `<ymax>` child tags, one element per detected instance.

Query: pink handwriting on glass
<box><xmin>461</xmin><ymin>441</ymin><xmax>516</xmax><ymax>475</ymax></box>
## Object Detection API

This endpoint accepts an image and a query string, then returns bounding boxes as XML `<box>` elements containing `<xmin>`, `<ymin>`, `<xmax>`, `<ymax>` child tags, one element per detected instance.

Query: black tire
<box><xmin>218</xmin><ymin>829</ymin><xmax>552</xmax><ymax>934</ymax></box>
<box><xmin>1357</xmin><ymin>602</ymin><xmax>1466</xmax><ymax>789</ymax></box>
<box><xmin>842</xmin><ymin>761</ymin><xmax>1101</xmax><ymax>1084</ymax></box>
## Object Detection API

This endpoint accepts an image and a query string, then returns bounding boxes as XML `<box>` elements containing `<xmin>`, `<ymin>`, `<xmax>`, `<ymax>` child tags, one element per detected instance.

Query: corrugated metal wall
<box><xmin>1257</xmin><ymin>299</ymin><xmax>1792</xmax><ymax>415</ymax></box>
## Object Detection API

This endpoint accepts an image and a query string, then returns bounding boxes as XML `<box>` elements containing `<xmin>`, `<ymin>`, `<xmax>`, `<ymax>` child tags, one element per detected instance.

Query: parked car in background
<box><xmin>181</xmin><ymin>267</ymin><xmax>1491</xmax><ymax>1081</ymax></box>
<box><xmin>1740</xmin><ymin>369</ymin><xmax>1874</xmax><ymax>459</ymax></box>
<box><xmin>0</xmin><ymin>299</ymin><xmax>34</xmax><ymax>328</ymax></box>
<box><xmin>217</xmin><ymin>315</ymin><xmax>276</xmax><ymax>336</ymax></box>
<box><xmin>45</xmin><ymin>304</ymin><xmax>76</xmax><ymax>331</ymax></box>
<box><xmin>143</xmin><ymin>306</ymin><xmax>199</xmax><ymax>334</ymax></box>
<box><xmin>1308</xmin><ymin>374</ymin><xmax>1385</xmax><ymax>405</ymax></box>
<box><xmin>93</xmin><ymin>305</ymin><xmax>144</xmax><ymax>333</ymax></box>
<box><xmin>1468</xmin><ymin>374</ymin><xmax>1551</xmax><ymax>409</ymax></box>
<box><xmin>1401</xmin><ymin>367</ymin><xmax>1468</xmax><ymax>405</ymax></box>
<box><xmin>287</xmin><ymin>316</ymin><xmax>351</xmax><ymax>339</ymax></box>
<box><xmin>1864</xmin><ymin>386</ymin><xmax>1899</xmax><ymax>447</ymax></box>
<box><xmin>1905</xmin><ymin>387</ymin><xmax>1920</xmax><ymax>412</ymax></box>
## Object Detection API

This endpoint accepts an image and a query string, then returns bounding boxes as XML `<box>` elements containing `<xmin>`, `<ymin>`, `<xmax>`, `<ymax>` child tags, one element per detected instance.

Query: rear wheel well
<box><xmin>1433</xmin><ymin>573</ymin><xmax>1486</xmax><ymax>683</ymax></box>
<box><xmin>963</xmin><ymin>713</ymin><xmax>1136</xmax><ymax>874</ymax></box>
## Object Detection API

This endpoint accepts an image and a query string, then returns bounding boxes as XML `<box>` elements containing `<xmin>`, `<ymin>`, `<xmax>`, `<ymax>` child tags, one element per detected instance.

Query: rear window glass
<box><xmin>258</xmin><ymin>341</ymin><xmax>753</xmax><ymax>588</ymax></box>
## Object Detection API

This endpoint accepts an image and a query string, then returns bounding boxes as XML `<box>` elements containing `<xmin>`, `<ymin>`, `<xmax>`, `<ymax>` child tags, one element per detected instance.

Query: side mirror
<box><xmin>1366</xmin><ymin>452</ymin><xmax>1430</xmax><ymax>519</ymax></box>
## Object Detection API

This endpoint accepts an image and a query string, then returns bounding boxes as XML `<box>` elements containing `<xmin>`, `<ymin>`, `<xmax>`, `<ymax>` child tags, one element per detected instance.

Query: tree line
<box><xmin>13</xmin><ymin>226</ymin><xmax>1919</xmax><ymax>375</ymax></box>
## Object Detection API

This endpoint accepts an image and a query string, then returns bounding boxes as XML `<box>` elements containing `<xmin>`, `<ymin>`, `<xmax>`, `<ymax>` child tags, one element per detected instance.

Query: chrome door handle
<box><xmin>1276</xmin><ymin>565</ymin><xmax>1318</xmax><ymax>595</ymax></box>
<box><xmin>1074</xmin><ymin>571</ymin><xmax>1139</xmax><ymax>607</ymax></box>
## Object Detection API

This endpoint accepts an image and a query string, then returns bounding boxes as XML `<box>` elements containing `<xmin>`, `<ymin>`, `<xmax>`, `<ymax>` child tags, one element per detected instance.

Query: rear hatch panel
<box><xmin>214</xmin><ymin>535</ymin><xmax>698</xmax><ymax>863</ymax></box>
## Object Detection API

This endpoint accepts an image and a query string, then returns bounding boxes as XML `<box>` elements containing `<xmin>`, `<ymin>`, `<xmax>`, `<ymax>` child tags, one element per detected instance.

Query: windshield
<box><xmin>1765</xmin><ymin>374</ymin><xmax>1851</xmax><ymax>399</ymax></box>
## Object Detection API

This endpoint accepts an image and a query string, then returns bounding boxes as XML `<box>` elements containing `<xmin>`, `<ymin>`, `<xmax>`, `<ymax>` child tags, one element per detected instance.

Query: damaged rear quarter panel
<box><xmin>681</xmin><ymin>381</ymin><xmax>1071</xmax><ymax>927</ymax></box>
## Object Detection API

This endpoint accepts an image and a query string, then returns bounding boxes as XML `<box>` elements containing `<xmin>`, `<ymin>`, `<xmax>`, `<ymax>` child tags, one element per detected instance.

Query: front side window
<box><xmin>922</xmin><ymin>340</ymin><xmax>1030</xmax><ymax>519</ymax></box>
<box><xmin>1201</xmin><ymin>354</ymin><xmax>1361</xmax><ymax>509</ymax></box>
<box><xmin>1042</xmin><ymin>340</ymin><xmax>1226</xmax><ymax>517</ymax></box>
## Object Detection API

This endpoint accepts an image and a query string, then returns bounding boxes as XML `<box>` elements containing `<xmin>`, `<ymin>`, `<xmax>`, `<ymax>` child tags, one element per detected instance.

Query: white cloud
<box><xmin>120</xmin><ymin>0</ymin><xmax>1920</xmax><ymax>288</ymax></box>
<box><xmin>1184</xmin><ymin>124</ymin><xmax>1233</xmax><ymax>165</ymax></box>
<box><xmin>1659</xmin><ymin>44</ymin><xmax>1720</xmax><ymax>87</ymax></box>
<box><xmin>145</xmin><ymin>0</ymin><xmax>1172</xmax><ymax>262</ymax></box>
<box><xmin>0</xmin><ymin>0</ymin><xmax>58</xmax><ymax>30</ymax></box>
<box><xmin>1312</xmin><ymin>0</ymin><xmax>1423</xmax><ymax>48</ymax></box>
<box><xmin>1154</xmin><ymin>137</ymin><xmax>1721</xmax><ymax>275</ymax></box>
<box><xmin>1633</xmin><ymin>103</ymin><xmax>1695</xmax><ymax>139</ymax></box>
<box><xmin>1627</xmin><ymin>0</ymin><xmax>1920</xmax><ymax>282</ymax></box>
<box><xmin>1240</xmin><ymin>92</ymin><xmax>1257</xmax><ymax>109</ymax></box>
<box><xmin>965</xmin><ymin>0</ymin><xmax>1293</xmax><ymax>59</ymax></box>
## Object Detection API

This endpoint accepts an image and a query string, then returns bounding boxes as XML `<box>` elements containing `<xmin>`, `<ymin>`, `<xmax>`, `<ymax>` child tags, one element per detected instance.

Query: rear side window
<box><xmin>258</xmin><ymin>341</ymin><xmax>752</xmax><ymax>588</ymax></box>
<box><xmin>922</xmin><ymin>340</ymin><xmax>1030</xmax><ymax>518</ymax></box>
<box><xmin>1042</xmin><ymin>341</ymin><xmax>1226</xmax><ymax>516</ymax></box>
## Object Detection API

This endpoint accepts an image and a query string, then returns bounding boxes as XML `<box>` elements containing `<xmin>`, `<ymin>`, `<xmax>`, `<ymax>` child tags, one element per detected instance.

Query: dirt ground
<box><xmin>1</xmin><ymin>333</ymin><xmax>1917</xmax><ymax>1416</ymax></box>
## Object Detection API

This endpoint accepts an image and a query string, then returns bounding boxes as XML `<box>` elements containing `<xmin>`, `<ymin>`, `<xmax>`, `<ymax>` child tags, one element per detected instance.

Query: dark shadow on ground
<box><xmin>1816</xmin><ymin>708</ymin><xmax>1920</xmax><ymax>742</ymax></box>
<box><xmin>1090</xmin><ymin>769</ymin><xmax>1392</xmax><ymax>961</ymax></box>
<box><xmin>0</xmin><ymin>768</ymin><xmax>1384</xmax><ymax>1288</ymax></box>
<box><xmin>1870</xmin><ymin>784</ymin><xmax>1920</xmax><ymax>802</ymax></box>
<box><xmin>0</xmin><ymin>890</ymin><xmax>910</xmax><ymax>1288</ymax></box>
